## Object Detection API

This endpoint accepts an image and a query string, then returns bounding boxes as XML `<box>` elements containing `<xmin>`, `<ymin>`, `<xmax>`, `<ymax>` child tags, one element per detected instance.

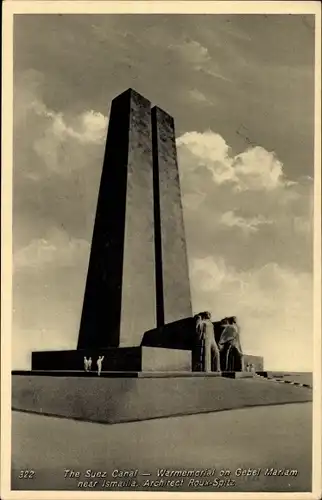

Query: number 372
<box><xmin>18</xmin><ymin>470</ymin><xmax>35</xmax><ymax>479</ymax></box>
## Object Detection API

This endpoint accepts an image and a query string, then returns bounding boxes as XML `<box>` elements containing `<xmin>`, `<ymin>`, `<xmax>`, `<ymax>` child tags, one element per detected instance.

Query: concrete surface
<box><xmin>265</xmin><ymin>372</ymin><xmax>313</xmax><ymax>386</ymax></box>
<box><xmin>12</xmin><ymin>374</ymin><xmax>312</xmax><ymax>424</ymax></box>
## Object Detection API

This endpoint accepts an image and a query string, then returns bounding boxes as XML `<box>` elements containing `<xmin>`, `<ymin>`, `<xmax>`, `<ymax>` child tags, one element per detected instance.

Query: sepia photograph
<box><xmin>1</xmin><ymin>1</ymin><xmax>321</xmax><ymax>498</ymax></box>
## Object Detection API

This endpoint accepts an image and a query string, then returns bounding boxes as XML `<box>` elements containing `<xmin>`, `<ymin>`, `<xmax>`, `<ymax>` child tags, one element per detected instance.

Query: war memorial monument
<box><xmin>12</xmin><ymin>89</ymin><xmax>313</xmax><ymax>425</ymax></box>
<box><xmin>30</xmin><ymin>88</ymin><xmax>262</xmax><ymax>374</ymax></box>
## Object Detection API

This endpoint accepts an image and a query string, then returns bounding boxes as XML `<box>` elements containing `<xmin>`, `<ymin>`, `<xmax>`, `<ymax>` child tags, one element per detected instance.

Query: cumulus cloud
<box><xmin>31</xmin><ymin>102</ymin><xmax>107</xmax><ymax>175</ymax></box>
<box><xmin>233</xmin><ymin>147</ymin><xmax>294</xmax><ymax>191</ymax></box>
<box><xmin>14</xmin><ymin>70</ymin><xmax>107</xmax><ymax>146</ymax></box>
<box><xmin>177</xmin><ymin>128</ymin><xmax>313</xmax><ymax>276</ymax></box>
<box><xmin>14</xmin><ymin>72</ymin><xmax>108</xmax><ymax>184</ymax></box>
<box><xmin>32</xmin><ymin>101</ymin><xmax>107</xmax><ymax>144</ymax></box>
<box><xmin>177</xmin><ymin>130</ymin><xmax>291</xmax><ymax>191</ymax></box>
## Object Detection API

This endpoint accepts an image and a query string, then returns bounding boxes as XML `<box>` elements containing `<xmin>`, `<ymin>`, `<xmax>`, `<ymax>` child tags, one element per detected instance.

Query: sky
<box><xmin>12</xmin><ymin>14</ymin><xmax>315</xmax><ymax>370</ymax></box>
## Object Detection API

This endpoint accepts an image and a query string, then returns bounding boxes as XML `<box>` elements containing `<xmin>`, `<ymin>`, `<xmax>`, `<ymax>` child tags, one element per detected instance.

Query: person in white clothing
<box><xmin>97</xmin><ymin>356</ymin><xmax>104</xmax><ymax>376</ymax></box>
<box><xmin>88</xmin><ymin>357</ymin><xmax>92</xmax><ymax>371</ymax></box>
<box><xmin>84</xmin><ymin>357</ymin><xmax>88</xmax><ymax>372</ymax></box>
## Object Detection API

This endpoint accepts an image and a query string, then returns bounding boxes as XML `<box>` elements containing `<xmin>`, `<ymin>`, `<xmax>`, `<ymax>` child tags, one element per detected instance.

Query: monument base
<box><xmin>222</xmin><ymin>371</ymin><xmax>255</xmax><ymax>379</ymax></box>
<box><xmin>12</xmin><ymin>372</ymin><xmax>312</xmax><ymax>424</ymax></box>
<box><xmin>31</xmin><ymin>346</ymin><xmax>192</xmax><ymax>372</ymax></box>
<box><xmin>141</xmin><ymin>320</ymin><xmax>264</xmax><ymax>372</ymax></box>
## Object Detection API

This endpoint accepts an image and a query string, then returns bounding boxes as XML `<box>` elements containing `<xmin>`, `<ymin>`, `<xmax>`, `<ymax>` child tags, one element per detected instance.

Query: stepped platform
<box><xmin>12</xmin><ymin>371</ymin><xmax>312</xmax><ymax>425</ymax></box>
<box><xmin>12</xmin><ymin>370</ymin><xmax>222</xmax><ymax>378</ymax></box>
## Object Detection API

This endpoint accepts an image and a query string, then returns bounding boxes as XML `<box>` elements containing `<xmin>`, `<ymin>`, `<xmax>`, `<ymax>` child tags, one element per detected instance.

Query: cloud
<box><xmin>13</xmin><ymin>73</ymin><xmax>106</xmax><ymax>258</ymax></box>
<box><xmin>220</xmin><ymin>211</ymin><xmax>273</xmax><ymax>235</ymax></box>
<box><xmin>177</xmin><ymin>130</ymin><xmax>291</xmax><ymax>191</ymax></box>
<box><xmin>233</xmin><ymin>147</ymin><xmax>294</xmax><ymax>191</ymax></box>
<box><xmin>170</xmin><ymin>39</ymin><xmax>231</xmax><ymax>82</ymax></box>
<box><xmin>190</xmin><ymin>256</ymin><xmax>313</xmax><ymax>371</ymax></box>
<box><xmin>14</xmin><ymin>71</ymin><xmax>108</xmax><ymax>180</ymax></box>
<box><xmin>32</xmin><ymin>101</ymin><xmax>107</xmax><ymax>145</ymax></box>
<box><xmin>14</xmin><ymin>228</ymin><xmax>90</xmax><ymax>271</ymax></box>
<box><xmin>177</xmin><ymin>129</ymin><xmax>313</xmax><ymax>276</ymax></box>
<box><xmin>171</xmin><ymin>39</ymin><xmax>211</xmax><ymax>68</ymax></box>
<box><xmin>188</xmin><ymin>89</ymin><xmax>212</xmax><ymax>105</ymax></box>
<box><xmin>31</xmin><ymin>101</ymin><xmax>107</xmax><ymax>175</ymax></box>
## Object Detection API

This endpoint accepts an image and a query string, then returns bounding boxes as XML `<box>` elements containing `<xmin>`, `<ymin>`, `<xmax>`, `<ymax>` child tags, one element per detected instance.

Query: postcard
<box><xmin>1</xmin><ymin>1</ymin><xmax>321</xmax><ymax>499</ymax></box>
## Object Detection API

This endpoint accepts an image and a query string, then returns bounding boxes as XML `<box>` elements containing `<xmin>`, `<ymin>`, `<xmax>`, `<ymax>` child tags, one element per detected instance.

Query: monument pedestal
<box><xmin>31</xmin><ymin>346</ymin><xmax>192</xmax><ymax>372</ymax></box>
<box><xmin>12</xmin><ymin>371</ymin><xmax>312</xmax><ymax>425</ymax></box>
<box><xmin>31</xmin><ymin>316</ymin><xmax>263</xmax><ymax>373</ymax></box>
<box><xmin>221</xmin><ymin>371</ymin><xmax>255</xmax><ymax>379</ymax></box>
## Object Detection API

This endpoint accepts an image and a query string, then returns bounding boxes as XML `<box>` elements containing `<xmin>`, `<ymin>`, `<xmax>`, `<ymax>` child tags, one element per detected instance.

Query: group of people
<box><xmin>194</xmin><ymin>312</ymin><xmax>243</xmax><ymax>373</ymax></box>
<box><xmin>84</xmin><ymin>355</ymin><xmax>104</xmax><ymax>376</ymax></box>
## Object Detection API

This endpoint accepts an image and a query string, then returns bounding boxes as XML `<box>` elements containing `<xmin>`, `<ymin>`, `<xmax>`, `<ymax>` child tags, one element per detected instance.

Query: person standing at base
<box><xmin>84</xmin><ymin>357</ymin><xmax>88</xmax><ymax>372</ymax></box>
<box><xmin>88</xmin><ymin>357</ymin><xmax>92</xmax><ymax>371</ymax></box>
<box><xmin>200</xmin><ymin>312</ymin><xmax>221</xmax><ymax>373</ymax></box>
<box><xmin>97</xmin><ymin>355</ymin><xmax>104</xmax><ymax>376</ymax></box>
